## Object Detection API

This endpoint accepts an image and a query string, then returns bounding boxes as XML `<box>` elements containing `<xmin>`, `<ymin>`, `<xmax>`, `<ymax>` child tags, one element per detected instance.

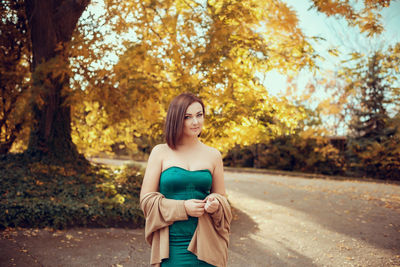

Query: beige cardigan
<box><xmin>140</xmin><ymin>192</ymin><xmax>232</xmax><ymax>267</ymax></box>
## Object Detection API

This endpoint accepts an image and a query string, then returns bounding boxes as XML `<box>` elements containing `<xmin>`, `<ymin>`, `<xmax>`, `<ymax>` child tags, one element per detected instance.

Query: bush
<box><xmin>346</xmin><ymin>134</ymin><xmax>400</xmax><ymax>180</ymax></box>
<box><xmin>224</xmin><ymin>134</ymin><xmax>345</xmax><ymax>176</ymax></box>
<box><xmin>0</xmin><ymin>154</ymin><xmax>145</xmax><ymax>229</ymax></box>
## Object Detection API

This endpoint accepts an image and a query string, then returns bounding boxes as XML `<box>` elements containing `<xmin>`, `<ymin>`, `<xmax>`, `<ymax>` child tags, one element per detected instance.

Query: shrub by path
<box><xmin>1</xmin><ymin>166</ymin><xmax>399</xmax><ymax>266</ymax></box>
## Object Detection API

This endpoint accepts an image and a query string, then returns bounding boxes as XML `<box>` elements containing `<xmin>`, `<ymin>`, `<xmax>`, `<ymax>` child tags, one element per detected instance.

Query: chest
<box><xmin>162</xmin><ymin>150</ymin><xmax>213</xmax><ymax>172</ymax></box>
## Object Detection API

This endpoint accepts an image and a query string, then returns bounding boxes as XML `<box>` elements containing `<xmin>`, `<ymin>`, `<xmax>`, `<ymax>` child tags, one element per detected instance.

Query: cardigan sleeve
<box><xmin>209</xmin><ymin>193</ymin><xmax>232</xmax><ymax>243</ymax></box>
<box><xmin>140</xmin><ymin>192</ymin><xmax>188</xmax><ymax>245</ymax></box>
<box><xmin>206</xmin><ymin>193</ymin><xmax>232</xmax><ymax>235</ymax></box>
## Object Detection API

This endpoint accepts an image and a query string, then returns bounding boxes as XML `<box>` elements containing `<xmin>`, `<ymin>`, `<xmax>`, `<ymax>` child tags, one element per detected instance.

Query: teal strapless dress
<box><xmin>159</xmin><ymin>166</ymin><xmax>215</xmax><ymax>267</ymax></box>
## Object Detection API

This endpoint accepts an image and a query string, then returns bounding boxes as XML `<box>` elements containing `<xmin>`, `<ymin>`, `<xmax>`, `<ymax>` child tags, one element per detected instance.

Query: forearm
<box><xmin>140</xmin><ymin>192</ymin><xmax>188</xmax><ymax>230</ymax></box>
<box><xmin>159</xmin><ymin>197</ymin><xmax>188</xmax><ymax>223</ymax></box>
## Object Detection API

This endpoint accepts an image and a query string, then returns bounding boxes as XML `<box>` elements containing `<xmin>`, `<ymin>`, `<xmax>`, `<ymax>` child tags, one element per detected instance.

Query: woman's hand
<box><xmin>204</xmin><ymin>196</ymin><xmax>219</xmax><ymax>214</ymax></box>
<box><xmin>184</xmin><ymin>199</ymin><xmax>206</xmax><ymax>217</ymax></box>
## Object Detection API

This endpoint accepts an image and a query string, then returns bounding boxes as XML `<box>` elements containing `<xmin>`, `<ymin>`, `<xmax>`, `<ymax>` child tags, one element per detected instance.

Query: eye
<box><xmin>184</xmin><ymin>116</ymin><xmax>190</xmax><ymax>119</ymax></box>
<box><xmin>197</xmin><ymin>113</ymin><xmax>203</xmax><ymax>117</ymax></box>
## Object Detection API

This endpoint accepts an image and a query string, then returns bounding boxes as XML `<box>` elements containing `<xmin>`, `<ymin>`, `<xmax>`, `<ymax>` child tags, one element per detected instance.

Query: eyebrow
<box><xmin>185</xmin><ymin>111</ymin><xmax>203</xmax><ymax>115</ymax></box>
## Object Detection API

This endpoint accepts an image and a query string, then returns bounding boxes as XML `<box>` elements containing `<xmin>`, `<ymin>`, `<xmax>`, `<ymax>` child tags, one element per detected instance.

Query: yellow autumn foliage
<box><xmin>67</xmin><ymin>0</ymin><xmax>394</xmax><ymax>157</ymax></box>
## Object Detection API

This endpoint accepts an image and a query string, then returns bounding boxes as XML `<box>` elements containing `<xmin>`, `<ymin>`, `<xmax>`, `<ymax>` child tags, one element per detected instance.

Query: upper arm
<box><xmin>140</xmin><ymin>144</ymin><xmax>164</xmax><ymax>200</ymax></box>
<box><xmin>211</xmin><ymin>148</ymin><xmax>226</xmax><ymax>196</ymax></box>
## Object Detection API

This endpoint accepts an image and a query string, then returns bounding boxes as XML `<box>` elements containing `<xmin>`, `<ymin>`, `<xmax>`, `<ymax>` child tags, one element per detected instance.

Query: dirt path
<box><xmin>1</xmin><ymin>166</ymin><xmax>399</xmax><ymax>266</ymax></box>
<box><xmin>225</xmin><ymin>171</ymin><xmax>400</xmax><ymax>267</ymax></box>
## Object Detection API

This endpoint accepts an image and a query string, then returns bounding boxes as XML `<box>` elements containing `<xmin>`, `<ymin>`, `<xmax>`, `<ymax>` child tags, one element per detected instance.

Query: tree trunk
<box><xmin>24</xmin><ymin>0</ymin><xmax>90</xmax><ymax>166</ymax></box>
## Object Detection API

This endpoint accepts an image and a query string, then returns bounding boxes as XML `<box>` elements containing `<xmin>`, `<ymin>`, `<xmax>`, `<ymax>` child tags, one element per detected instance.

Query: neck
<box><xmin>177</xmin><ymin>136</ymin><xmax>200</xmax><ymax>149</ymax></box>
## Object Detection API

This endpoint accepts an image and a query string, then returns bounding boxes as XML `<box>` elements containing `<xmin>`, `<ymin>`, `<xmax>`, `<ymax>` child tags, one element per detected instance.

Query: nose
<box><xmin>192</xmin><ymin>116</ymin><xmax>199</xmax><ymax>124</ymax></box>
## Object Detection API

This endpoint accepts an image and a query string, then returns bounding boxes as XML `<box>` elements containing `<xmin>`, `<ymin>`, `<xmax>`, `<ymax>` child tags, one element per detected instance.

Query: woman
<box><xmin>140</xmin><ymin>93</ymin><xmax>232</xmax><ymax>267</ymax></box>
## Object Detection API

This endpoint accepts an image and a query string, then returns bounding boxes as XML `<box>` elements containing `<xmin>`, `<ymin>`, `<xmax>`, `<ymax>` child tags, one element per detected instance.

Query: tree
<box><xmin>310</xmin><ymin>0</ymin><xmax>392</xmax><ymax>37</ymax></box>
<box><xmin>2</xmin><ymin>0</ymin><xmax>395</xmax><ymax>165</ymax></box>
<box><xmin>90</xmin><ymin>0</ymin><xmax>316</xmax><ymax>155</ymax></box>
<box><xmin>0</xmin><ymin>0</ymin><xmax>31</xmax><ymax>154</ymax></box>
<box><xmin>349</xmin><ymin>54</ymin><xmax>390</xmax><ymax>138</ymax></box>
<box><xmin>23</xmin><ymin>0</ymin><xmax>90</xmax><ymax>165</ymax></box>
<box><xmin>70</xmin><ymin>0</ymin><xmax>396</xmax><ymax>157</ymax></box>
<box><xmin>343</xmin><ymin>45</ymin><xmax>400</xmax><ymax>178</ymax></box>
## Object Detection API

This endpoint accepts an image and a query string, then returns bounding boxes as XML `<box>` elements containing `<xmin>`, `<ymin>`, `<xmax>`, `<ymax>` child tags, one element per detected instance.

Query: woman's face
<box><xmin>183</xmin><ymin>101</ymin><xmax>204</xmax><ymax>138</ymax></box>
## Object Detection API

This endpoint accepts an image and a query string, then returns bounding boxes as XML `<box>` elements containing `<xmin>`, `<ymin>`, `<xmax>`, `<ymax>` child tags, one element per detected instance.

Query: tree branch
<box><xmin>54</xmin><ymin>0</ymin><xmax>91</xmax><ymax>42</ymax></box>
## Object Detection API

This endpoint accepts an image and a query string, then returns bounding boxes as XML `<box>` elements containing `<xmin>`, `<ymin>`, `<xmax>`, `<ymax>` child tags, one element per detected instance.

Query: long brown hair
<box><xmin>165</xmin><ymin>93</ymin><xmax>205</xmax><ymax>149</ymax></box>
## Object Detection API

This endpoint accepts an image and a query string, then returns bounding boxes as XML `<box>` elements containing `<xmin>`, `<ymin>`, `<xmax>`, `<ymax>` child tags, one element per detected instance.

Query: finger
<box><xmin>207</xmin><ymin>196</ymin><xmax>214</xmax><ymax>202</ymax></box>
<box><xmin>193</xmin><ymin>199</ymin><xmax>206</xmax><ymax>203</ymax></box>
<box><xmin>210</xmin><ymin>203</ymin><xmax>217</xmax><ymax>209</ymax></box>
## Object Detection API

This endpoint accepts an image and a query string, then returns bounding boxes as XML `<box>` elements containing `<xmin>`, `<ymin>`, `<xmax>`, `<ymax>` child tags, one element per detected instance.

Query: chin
<box><xmin>185</xmin><ymin>130</ymin><xmax>201</xmax><ymax>137</ymax></box>
<box><xmin>190</xmin><ymin>132</ymin><xmax>200</xmax><ymax>137</ymax></box>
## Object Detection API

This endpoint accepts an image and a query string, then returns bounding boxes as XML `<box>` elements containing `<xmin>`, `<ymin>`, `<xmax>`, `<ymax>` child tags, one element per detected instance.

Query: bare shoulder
<box><xmin>140</xmin><ymin>144</ymin><xmax>169</xmax><ymax>198</ymax></box>
<box><xmin>201</xmin><ymin>143</ymin><xmax>225</xmax><ymax>194</ymax></box>
<box><xmin>151</xmin><ymin>143</ymin><xmax>169</xmax><ymax>154</ymax></box>
<box><xmin>148</xmin><ymin>143</ymin><xmax>170</xmax><ymax>162</ymax></box>
<box><xmin>200</xmin><ymin>143</ymin><xmax>222</xmax><ymax>159</ymax></box>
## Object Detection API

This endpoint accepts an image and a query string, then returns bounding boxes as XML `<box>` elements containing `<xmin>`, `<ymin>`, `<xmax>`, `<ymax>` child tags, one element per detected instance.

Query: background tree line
<box><xmin>1</xmin><ymin>0</ymin><xmax>399</xmax><ymax>179</ymax></box>
<box><xmin>225</xmin><ymin>44</ymin><xmax>400</xmax><ymax>179</ymax></box>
